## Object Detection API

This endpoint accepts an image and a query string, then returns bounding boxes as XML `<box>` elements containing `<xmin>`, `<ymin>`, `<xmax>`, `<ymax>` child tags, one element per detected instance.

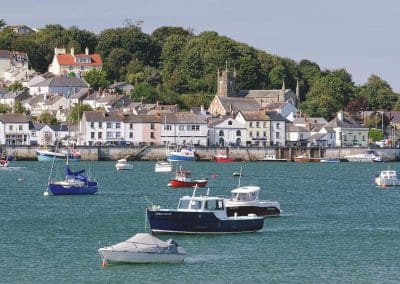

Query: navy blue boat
<box><xmin>146</xmin><ymin>187</ymin><xmax>264</xmax><ymax>234</ymax></box>
<box><xmin>47</xmin><ymin>164</ymin><xmax>98</xmax><ymax>195</ymax></box>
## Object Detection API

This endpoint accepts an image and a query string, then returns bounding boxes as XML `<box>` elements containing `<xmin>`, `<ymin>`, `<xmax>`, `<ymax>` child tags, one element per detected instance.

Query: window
<box><xmin>263</xmin><ymin>131</ymin><xmax>266</xmax><ymax>137</ymax></box>
<box><xmin>343</xmin><ymin>135</ymin><xmax>347</xmax><ymax>141</ymax></box>
<box><xmin>150</xmin><ymin>132</ymin><xmax>155</xmax><ymax>138</ymax></box>
<box><xmin>80</xmin><ymin>66</ymin><xmax>85</xmax><ymax>70</ymax></box>
<box><xmin>129</xmin><ymin>132</ymin><xmax>133</xmax><ymax>138</ymax></box>
<box><xmin>98</xmin><ymin>132</ymin><xmax>102</xmax><ymax>139</ymax></box>
<box><xmin>164</xmin><ymin>125</ymin><xmax>171</xmax><ymax>131</ymax></box>
<box><xmin>179</xmin><ymin>125</ymin><xmax>185</xmax><ymax>131</ymax></box>
<box><xmin>106</xmin><ymin>122</ymin><xmax>112</xmax><ymax>129</ymax></box>
<box><xmin>256</xmin><ymin>122</ymin><xmax>260</xmax><ymax>128</ymax></box>
<box><xmin>106</xmin><ymin>132</ymin><xmax>113</xmax><ymax>138</ymax></box>
<box><xmin>219</xmin><ymin>130</ymin><xmax>224</xmax><ymax>136</ymax></box>
<box><xmin>129</xmin><ymin>123</ymin><xmax>133</xmax><ymax>130</ymax></box>
<box><xmin>249</xmin><ymin>122</ymin><xmax>253</xmax><ymax>128</ymax></box>
<box><xmin>263</xmin><ymin>122</ymin><xmax>267</xmax><ymax>128</ymax></box>
<box><xmin>236</xmin><ymin>130</ymin><xmax>241</xmax><ymax>136</ymax></box>
<box><xmin>249</xmin><ymin>131</ymin><xmax>253</xmax><ymax>137</ymax></box>
<box><xmin>228</xmin><ymin>120</ymin><xmax>232</xmax><ymax>125</ymax></box>
<box><xmin>18</xmin><ymin>125</ymin><xmax>23</xmax><ymax>131</ymax></box>
<box><xmin>256</xmin><ymin>131</ymin><xmax>260</xmax><ymax>137</ymax></box>
<box><xmin>362</xmin><ymin>135</ymin><xmax>365</xmax><ymax>141</ymax></box>
<box><xmin>90</xmin><ymin>122</ymin><xmax>94</xmax><ymax>128</ymax></box>
<box><xmin>276</xmin><ymin>123</ymin><xmax>280</xmax><ymax>129</ymax></box>
<box><xmin>150</xmin><ymin>123</ymin><xmax>155</xmax><ymax>130</ymax></box>
<box><xmin>116</xmin><ymin>122</ymin><xmax>121</xmax><ymax>129</ymax></box>
<box><xmin>31</xmin><ymin>131</ymin><xmax>36</xmax><ymax>137</ymax></box>
<box><xmin>91</xmin><ymin>132</ymin><xmax>95</xmax><ymax>139</ymax></box>
<box><xmin>9</xmin><ymin>125</ymin><xmax>13</xmax><ymax>131</ymax></box>
<box><xmin>69</xmin><ymin>66</ymin><xmax>73</xmax><ymax>70</ymax></box>
<box><xmin>276</xmin><ymin>132</ymin><xmax>280</xmax><ymax>139</ymax></box>
<box><xmin>98</xmin><ymin>122</ymin><xmax>102</xmax><ymax>128</ymax></box>
<box><xmin>116</xmin><ymin>132</ymin><xmax>121</xmax><ymax>138</ymax></box>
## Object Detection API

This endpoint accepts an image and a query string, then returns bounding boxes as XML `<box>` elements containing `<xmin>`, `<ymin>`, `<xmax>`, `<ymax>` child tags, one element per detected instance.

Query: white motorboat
<box><xmin>259</xmin><ymin>154</ymin><xmax>288</xmax><ymax>162</ymax></box>
<box><xmin>98</xmin><ymin>233</ymin><xmax>186</xmax><ymax>264</ymax></box>
<box><xmin>115</xmin><ymin>159</ymin><xmax>133</xmax><ymax>170</ymax></box>
<box><xmin>154</xmin><ymin>160</ymin><xmax>172</xmax><ymax>172</ymax></box>
<box><xmin>224</xmin><ymin>185</ymin><xmax>281</xmax><ymax>217</ymax></box>
<box><xmin>320</xmin><ymin>157</ymin><xmax>341</xmax><ymax>163</ymax></box>
<box><xmin>345</xmin><ymin>149</ymin><xmax>383</xmax><ymax>162</ymax></box>
<box><xmin>374</xmin><ymin>170</ymin><xmax>400</xmax><ymax>187</ymax></box>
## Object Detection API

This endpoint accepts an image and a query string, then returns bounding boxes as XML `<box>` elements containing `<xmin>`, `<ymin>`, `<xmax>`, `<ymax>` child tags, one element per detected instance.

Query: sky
<box><xmin>3</xmin><ymin>0</ymin><xmax>400</xmax><ymax>91</ymax></box>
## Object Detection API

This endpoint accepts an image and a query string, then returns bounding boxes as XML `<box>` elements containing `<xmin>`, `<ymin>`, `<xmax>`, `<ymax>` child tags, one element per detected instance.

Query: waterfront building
<box><xmin>122</xmin><ymin>114</ymin><xmax>162</xmax><ymax>146</ymax></box>
<box><xmin>208</xmin><ymin>116</ymin><xmax>246</xmax><ymax>147</ymax></box>
<box><xmin>48</xmin><ymin>47</ymin><xmax>102</xmax><ymax>77</ymax></box>
<box><xmin>0</xmin><ymin>113</ymin><xmax>30</xmax><ymax>145</ymax></box>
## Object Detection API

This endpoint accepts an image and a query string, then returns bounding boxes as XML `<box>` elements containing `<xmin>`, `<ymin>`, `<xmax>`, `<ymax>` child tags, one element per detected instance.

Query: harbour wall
<box><xmin>2</xmin><ymin>145</ymin><xmax>400</xmax><ymax>161</ymax></box>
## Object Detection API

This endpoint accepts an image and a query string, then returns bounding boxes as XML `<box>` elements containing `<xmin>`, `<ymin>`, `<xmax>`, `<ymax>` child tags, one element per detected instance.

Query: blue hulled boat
<box><xmin>146</xmin><ymin>187</ymin><xmax>264</xmax><ymax>234</ymax></box>
<box><xmin>167</xmin><ymin>145</ymin><xmax>196</xmax><ymax>161</ymax></box>
<box><xmin>47</xmin><ymin>164</ymin><xmax>98</xmax><ymax>195</ymax></box>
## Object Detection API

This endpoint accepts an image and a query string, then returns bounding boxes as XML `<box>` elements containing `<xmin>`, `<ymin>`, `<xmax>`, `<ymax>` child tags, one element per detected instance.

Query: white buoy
<box><xmin>43</xmin><ymin>191</ymin><xmax>49</xmax><ymax>196</ymax></box>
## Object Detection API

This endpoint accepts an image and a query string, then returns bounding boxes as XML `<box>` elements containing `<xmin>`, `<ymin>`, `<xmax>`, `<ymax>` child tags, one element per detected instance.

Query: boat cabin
<box><xmin>379</xmin><ymin>170</ymin><xmax>398</xmax><ymax>179</ymax></box>
<box><xmin>177</xmin><ymin>195</ymin><xmax>225</xmax><ymax>211</ymax></box>
<box><xmin>230</xmin><ymin>186</ymin><xmax>260</xmax><ymax>202</ymax></box>
<box><xmin>175</xmin><ymin>170</ymin><xmax>192</xmax><ymax>181</ymax></box>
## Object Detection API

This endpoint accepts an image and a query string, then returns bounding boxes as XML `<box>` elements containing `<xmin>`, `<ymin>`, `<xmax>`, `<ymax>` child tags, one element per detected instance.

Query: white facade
<box><xmin>270</xmin><ymin>121</ymin><xmax>286</xmax><ymax>146</ymax></box>
<box><xmin>161</xmin><ymin>123</ymin><xmax>208</xmax><ymax>146</ymax></box>
<box><xmin>208</xmin><ymin>117</ymin><xmax>246</xmax><ymax>147</ymax></box>
<box><xmin>0</xmin><ymin>116</ymin><xmax>30</xmax><ymax>145</ymax></box>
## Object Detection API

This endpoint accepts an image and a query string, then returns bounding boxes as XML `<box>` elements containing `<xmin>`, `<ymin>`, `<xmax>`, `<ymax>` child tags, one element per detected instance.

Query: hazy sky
<box><xmin>3</xmin><ymin>0</ymin><xmax>400</xmax><ymax>91</ymax></box>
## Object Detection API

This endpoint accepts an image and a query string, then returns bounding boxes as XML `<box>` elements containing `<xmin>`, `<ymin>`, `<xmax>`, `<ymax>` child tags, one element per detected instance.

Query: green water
<box><xmin>1</xmin><ymin>161</ymin><xmax>399</xmax><ymax>283</ymax></box>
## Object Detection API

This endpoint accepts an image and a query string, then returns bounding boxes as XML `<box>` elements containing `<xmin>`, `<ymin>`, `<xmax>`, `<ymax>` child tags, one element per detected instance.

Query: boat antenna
<box><xmin>238</xmin><ymin>164</ymin><xmax>243</xmax><ymax>188</ymax></box>
<box><xmin>206</xmin><ymin>187</ymin><xmax>210</xmax><ymax>196</ymax></box>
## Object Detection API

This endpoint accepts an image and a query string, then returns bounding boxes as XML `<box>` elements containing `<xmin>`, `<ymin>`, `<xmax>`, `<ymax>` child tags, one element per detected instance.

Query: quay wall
<box><xmin>2</xmin><ymin>145</ymin><xmax>400</xmax><ymax>161</ymax></box>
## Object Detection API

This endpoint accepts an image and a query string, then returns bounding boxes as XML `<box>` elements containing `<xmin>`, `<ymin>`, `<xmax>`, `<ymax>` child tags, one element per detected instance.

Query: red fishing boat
<box><xmin>214</xmin><ymin>148</ymin><xmax>235</xmax><ymax>162</ymax></box>
<box><xmin>167</xmin><ymin>168</ymin><xmax>208</xmax><ymax>188</ymax></box>
<box><xmin>0</xmin><ymin>159</ymin><xmax>9</xmax><ymax>168</ymax></box>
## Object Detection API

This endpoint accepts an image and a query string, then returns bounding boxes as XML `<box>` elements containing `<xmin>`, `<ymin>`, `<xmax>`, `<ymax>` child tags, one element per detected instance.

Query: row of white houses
<box><xmin>0</xmin><ymin>110</ymin><xmax>369</xmax><ymax>148</ymax></box>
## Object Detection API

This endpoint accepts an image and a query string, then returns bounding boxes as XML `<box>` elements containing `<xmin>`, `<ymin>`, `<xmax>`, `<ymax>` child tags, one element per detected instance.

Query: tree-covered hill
<box><xmin>0</xmin><ymin>20</ymin><xmax>398</xmax><ymax>118</ymax></box>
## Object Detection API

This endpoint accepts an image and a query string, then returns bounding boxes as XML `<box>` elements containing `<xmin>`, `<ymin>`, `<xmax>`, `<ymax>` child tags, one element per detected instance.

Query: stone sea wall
<box><xmin>1</xmin><ymin>145</ymin><xmax>400</xmax><ymax>161</ymax></box>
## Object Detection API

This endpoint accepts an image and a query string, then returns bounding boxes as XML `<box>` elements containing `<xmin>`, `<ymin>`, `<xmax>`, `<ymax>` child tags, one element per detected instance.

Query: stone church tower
<box><xmin>217</xmin><ymin>65</ymin><xmax>236</xmax><ymax>97</ymax></box>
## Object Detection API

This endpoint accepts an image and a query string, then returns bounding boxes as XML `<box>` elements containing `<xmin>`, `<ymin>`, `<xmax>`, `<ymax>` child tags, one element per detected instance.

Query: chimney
<box><xmin>85</xmin><ymin>47</ymin><xmax>89</xmax><ymax>55</ymax></box>
<box><xmin>337</xmin><ymin>111</ymin><xmax>344</xmax><ymax>121</ymax></box>
<box><xmin>200</xmin><ymin>104</ymin><xmax>205</xmax><ymax>115</ymax></box>
<box><xmin>70</xmin><ymin>47</ymin><xmax>75</xmax><ymax>56</ymax></box>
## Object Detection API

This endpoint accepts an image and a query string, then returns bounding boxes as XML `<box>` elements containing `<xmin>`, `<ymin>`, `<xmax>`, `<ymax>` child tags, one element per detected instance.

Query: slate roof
<box><xmin>163</xmin><ymin>112</ymin><xmax>207</xmax><ymax>124</ymax></box>
<box><xmin>83</xmin><ymin>111</ymin><xmax>122</xmax><ymax>122</ymax></box>
<box><xmin>31</xmin><ymin>76</ymin><xmax>89</xmax><ymax>88</ymax></box>
<box><xmin>325</xmin><ymin>116</ymin><xmax>365</xmax><ymax>128</ymax></box>
<box><xmin>0</xmin><ymin>50</ymin><xmax>10</xmax><ymax>59</ymax></box>
<box><xmin>266</xmin><ymin>111</ymin><xmax>286</xmax><ymax>121</ymax></box>
<box><xmin>29</xmin><ymin>121</ymin><xmax>45</xmax><ymax>130</ymax></box>
<box><xmin>239</xmin><ymin>89</ymin><xmax>292</xmax><ymax>98</ymax></box>
<box><xmin>240</xmin><ymin>110</ymin><xmax>267</xmax><ymax>121</ymax></box>
<box><xmin>122</xmin><ymin>114</ymin><xmax>162</xmax><ymax>123</ymax></box>
<box><xmin>0</xmin><ymin>113</ymin><xmax>30</xmax><ymax>123</ymax></box>
<box><xmin>218</xmin><ymin>96</ymin><xmax>260</xmax><ymax>112</ymax></box>
<box><xmin>288</xmin><ymin>125</ymin><xmax>309</xmax><ymax>132</ymax></box>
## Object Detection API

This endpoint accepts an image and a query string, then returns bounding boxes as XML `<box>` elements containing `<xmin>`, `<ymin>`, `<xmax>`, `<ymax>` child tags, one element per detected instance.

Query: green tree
<box><xmin>0</xmin><ymin>19</ymin><xmax>6</xmax><ymax>29</ymax></box>
<box><xmin>6</xmin><ymin>81</ymin><xmax>24</xmax><ymax>92</ymax></box>
<box><xmin>83</xmin><ymin>69</ymin><xmax>109</xmax><ymax>91</ymax></box>
<box><xmin>0</xmin><ymin>27</ymin><xmax>16</xmax><ymax>49</ymax></box>
<box><xmin>358</xmin><ymin>75</ymin><xmax>397</xmax><ymax>110</ymax></box>
<box><xmin>103</xmin><ymin>48</ymin><xmax>132</xmax><ymax>81</ymax></box>
<box><xmin>38</xmin><ymin>111</ymin><xmax>58</xmax><ymax>124</ymax></box>
<box><xmin>13</xmin><ymin>101</ymin><xmax>27</xmax><ymax>114</ymax></box>
<box><xmin>0</xmin><ymin>103</ymin><xmax>10</xmax><ymax>113</ymax></box>
<box><xmin>68</xmin><ymin>104</ymin><xmax>92</xmax><ymax>123</ymax></box>
<box><xmin>130</xmin><ymin>82</ymin><xmax>161</xmax><ymax>102</ymax></box>
<box><xmin>368</xmin><ymin>128</ymin><xmax>384</xmax><ymax>142</ymax></box>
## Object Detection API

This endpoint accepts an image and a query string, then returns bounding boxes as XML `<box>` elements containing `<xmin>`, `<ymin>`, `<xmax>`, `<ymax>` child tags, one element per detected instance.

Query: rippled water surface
<box><xmin>1</xmin><ymin>161</ymin><xmax>399</xmax><ymax>283</ymax></box>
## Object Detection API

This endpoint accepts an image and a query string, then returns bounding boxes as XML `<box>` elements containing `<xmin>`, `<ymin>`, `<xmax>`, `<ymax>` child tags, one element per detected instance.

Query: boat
<box><xmin>320</xmin><ymin>157</ymin><xmax>341</xmax><ymax>163</ymax></box>
<box><xmin>37</xmin><ymin>147</ymin><xmax>81</xmax><ymax>162</ymax></box>
<box><xmin>0</xmin><ymin>159</ymin><xmax>9</xmax><ymax>168</ymax></box>
<box><xmin>344</xmin><ymin>149</ymin><xmax>383</xmax><ymax>162</ymax></box>
<box><xmin>232</xmin><ymin>171</ymin><xmax>242</xmax><ymax>177</ymax></box>
<box><xmin>259</xmin><ymin>154</ymin><xmax>288</xmax><ymax>162</ymax></box>
<box><xmin>374</xmin><ymin>170</ymin><xmax>400</xmax><ymax>186</ymax></box>
<box><xmin>115</xmin><ymin>159</ymin><xmax>133</xmax><ymax>170</ymax></box>
<box><xmin>98</xmin><ymin>233</ymin><xmax>186</xmax><ymax>264</ymax></box>
<box><xmin>167</xmin><ymin>168</ymin><xmax>208</xmax><ymax>188</ymax></box>
<box><xmin>214</xmin><ymin>148</ymin><xmax>235</xmax><ymax>162</ymax></box>
<box><xmin>224</xmin><ymin>186</ymin><xmax>281</xmax><ymax>217</ymax></box>
<box><xmin>146</xmin><ymin>186</ymin><xmax>264</xmax><ymax>234</ymax></box>
<box><xmin>46</xmin><ymin>158</ymin><xmax>98</xmax><ymax>195</ymax></box>
<box><xmin>214</xmin><ymin>153</ymin><xmax>235</xmax><ymax>163</ymax></box>
<box><xmin>167</xmin><ymin>145</ymin><xmax>196</xmax><ymax>161</ymax></box>
<box><xmin>155</xmin><ymin>160</ymin><xmax>173</xmax><ymax>172</ymax></box>
<box><xmin>293</xmin><ymin>154</ymin><xmax>321</xmax><ymax>162</ymax></box>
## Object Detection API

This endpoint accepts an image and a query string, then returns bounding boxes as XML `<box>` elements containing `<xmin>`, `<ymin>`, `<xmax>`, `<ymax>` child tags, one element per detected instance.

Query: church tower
<box><xmin>217</xmin><ymin>63</ymin><xmax>236</xmax><ymax>97</ymax></box>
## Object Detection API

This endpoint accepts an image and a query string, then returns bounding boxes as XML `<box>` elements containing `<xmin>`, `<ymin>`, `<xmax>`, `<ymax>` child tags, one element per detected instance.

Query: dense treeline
<box><xmin>1</xmin><ymin>19</ymin><xmax>399</xmax><ymax>119</ymax></box>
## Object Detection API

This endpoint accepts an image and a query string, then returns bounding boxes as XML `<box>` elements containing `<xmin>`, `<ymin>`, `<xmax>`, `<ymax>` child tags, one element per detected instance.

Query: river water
<box><xmin>1</xmin><ymin>161</ymin><xmax>399</xmax><ymax>283</ymax></box>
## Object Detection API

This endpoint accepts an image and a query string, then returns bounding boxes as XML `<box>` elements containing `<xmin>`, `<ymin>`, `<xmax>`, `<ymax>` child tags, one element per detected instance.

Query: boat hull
<box><xmin>215</xmin><ymin>157</ymin><xmax>235</xmax><ymax>162</ymax></box>
<box><xmin>374</xmin><ymin>177</ymin><xmax>400</xmax><ymax>186</ymax></box>
<box><xmin>293</xmin><ymin>157</ymin><xmax>320</xmax><ymax>162</ymax></box>
<box><xmin>98</xmin><ymin>248</ymin><xmax>185</xmax><ymax>264</ymax></box>
<box><xmin>167</xmin><ymin>154</ymin><xmax>196</xmax><ymax>161</ymax></box>
<box><xmin>37</xmin><ymin>151</ymin><xmax>80</xmax><ymax>162</ymax></box>
<box><xmin>147</xmin><ymin>209</ymin><xmax>264</xmax><ymax>234</ymax></box>
<box><xmin>116</xmin><ymin>165</ymin><xmax>133</xmax><ymax>170</ymax></box>
<box><xmin>225</xmin><ymin>205</ymin><xmax>281</xmax><ymax>217</ymax></box>
<box><xmin>168</xmin><ymin>179</ymin><xmax>208</xmax><ymax>188</ymax></box>
<box><xmin>48</xmin><ymin>183</ymin><xmax>98</xmax><ymax>195</ymax></box>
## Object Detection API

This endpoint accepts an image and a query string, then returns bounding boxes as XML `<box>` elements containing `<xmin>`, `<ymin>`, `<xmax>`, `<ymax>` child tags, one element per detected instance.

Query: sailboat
<box><xmin>45</xmin><ymin>146</ymin><xmax>98</xmax><ymax>195</ymax></box>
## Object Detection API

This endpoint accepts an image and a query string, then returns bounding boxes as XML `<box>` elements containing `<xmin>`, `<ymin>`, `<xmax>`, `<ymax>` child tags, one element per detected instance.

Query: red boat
<box><xmin>167</xmin><ymin>169</ymin><xmax>208</xmax><ymax>188</ymax></box>
<box><xmin>0</xmin><ymin>159</ymin><xmax>9</xmax><ymax>168</ymax></box>
<box><xmin>214</xmin><ymin>153</ymin><xmax>235</xmax><ymax>163</ymax></box>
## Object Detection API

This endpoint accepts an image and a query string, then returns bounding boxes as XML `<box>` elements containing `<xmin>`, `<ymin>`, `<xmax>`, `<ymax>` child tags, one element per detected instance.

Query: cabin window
<box><xmin>206</xmin><ymin>200</ymin><xmax>224</xmax><ymax>210</ymax></box>
<box><xmin>190</xmin><ymin>200</ymin><xmax>202</xmax><ymax>209</ymax></box>
<box><xmin>178</xmin><ymin>200</ymin><xmax>190</xmax><ymax>209</ymax></box>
